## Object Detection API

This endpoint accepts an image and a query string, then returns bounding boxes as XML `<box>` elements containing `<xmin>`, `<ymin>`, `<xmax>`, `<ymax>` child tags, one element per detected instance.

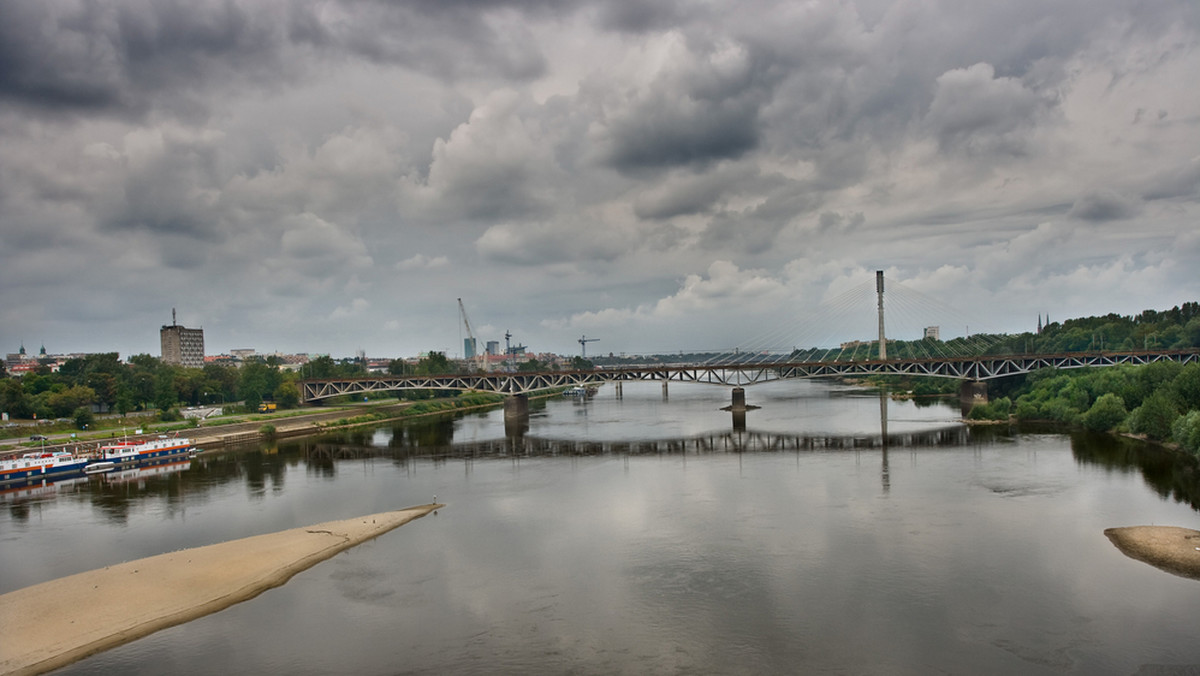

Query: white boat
<box><xmin>92</xmin><ymin>435</ymin><xmax>196</xmax><ymax>468</ymax></box>
<box><xmin>1</xmin><ymin>451</ymin><xmax>90</xmax><ymax>485</ymax></box>
<box><xmin>84</xmin><ymin>461</ymin><xmax>116</xmax><ymax>474</ymax></box>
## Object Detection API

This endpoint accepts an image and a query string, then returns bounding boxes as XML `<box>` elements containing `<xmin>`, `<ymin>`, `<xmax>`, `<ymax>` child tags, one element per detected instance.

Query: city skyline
<box><xmin>1</xmin><ymin>1</ymin><xmax>1198</xmax><ymax>359</ymax></box>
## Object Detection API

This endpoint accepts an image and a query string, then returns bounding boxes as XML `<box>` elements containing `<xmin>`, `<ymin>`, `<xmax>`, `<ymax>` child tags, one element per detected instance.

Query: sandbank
<box><xmin>0</xmin><ymin>504</ymin><xmax>442</xmax><ymax>676</ymax></box>
<box><xmin>1104</xmin><ymin>525</ymin><xmax>1200</xmax><ymax>581</ymax></box>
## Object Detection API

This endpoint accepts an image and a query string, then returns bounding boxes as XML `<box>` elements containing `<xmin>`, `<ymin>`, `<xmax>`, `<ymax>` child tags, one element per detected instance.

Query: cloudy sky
<box><xmin>2</xmin><ymin>0</ymin><xmax>1198</xmax><ymax>360</ymax></box>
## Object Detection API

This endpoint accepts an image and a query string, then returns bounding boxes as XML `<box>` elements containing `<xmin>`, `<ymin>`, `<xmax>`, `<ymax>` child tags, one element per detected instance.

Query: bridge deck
<box><xmin>299</xmin><ymin>348</ymin><xmax>1200</xmax><ymax>402</ymax></box>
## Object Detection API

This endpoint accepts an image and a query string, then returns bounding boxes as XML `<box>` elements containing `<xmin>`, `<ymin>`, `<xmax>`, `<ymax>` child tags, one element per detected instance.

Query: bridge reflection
<box><xmin>300</xmin><ymin>423</ymin><xmax>970</xmax><ymax>462</ymax></box>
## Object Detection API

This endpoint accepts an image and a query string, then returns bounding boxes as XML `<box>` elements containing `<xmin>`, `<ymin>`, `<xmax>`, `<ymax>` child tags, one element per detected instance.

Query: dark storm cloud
<box><xmin>596</xmin><ymin>0</ymin><xmax>696</xmax><ymax>33</ymax></box>
<box><xmin>600</xmin><ymin>42</ymin><xmax>777</xmax><ymax>173</ymax></box>
<box><xmin>1068</xmin><ymin>190</ymin><xmax>1138</xmax><ymax>222</ymax></box>
<box><xmin>0</xmin><ymin>1</ymin><xmax>287</xmax><ymax>118</ymax></box>
<box><xmin>0</xmin><ymin>0</ymin><xmax>552</xmax><ymax>120</ymax></box>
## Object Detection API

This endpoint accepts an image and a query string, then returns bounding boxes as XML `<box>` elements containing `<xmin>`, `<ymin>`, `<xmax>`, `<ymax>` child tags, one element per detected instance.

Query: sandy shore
<box><xmin>0</xmin><ymin>505</ymin><xmax>442</xmax><ymax>676</ymax></box>
<box><xmin>1105</xmin><ymin>525</ymin><xmax>1200</xmax><ymax>581</ymax></box>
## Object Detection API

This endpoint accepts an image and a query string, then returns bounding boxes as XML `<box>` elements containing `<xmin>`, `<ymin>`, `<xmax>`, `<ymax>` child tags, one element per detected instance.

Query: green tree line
<box><xmin>967</xmin><ymin>361</ymin><xmax>1200</xmax><ymax>457</ymax></box>
<box><xmin>0</xmin><ymin>351</ymin><xmax>472</xmax><ymax>426</ymax></box>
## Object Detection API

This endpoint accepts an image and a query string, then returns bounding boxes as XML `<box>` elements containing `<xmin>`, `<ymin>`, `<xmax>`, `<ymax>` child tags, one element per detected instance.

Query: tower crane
<box><xmin>578</xmin><ymin>335</ymin><xmax>598</xmax><ymax>359</ymax></box>
<box><xmin>457</xmin><ymin>298</ymin><xmax>485</xmax><ymax>372</ymax></box>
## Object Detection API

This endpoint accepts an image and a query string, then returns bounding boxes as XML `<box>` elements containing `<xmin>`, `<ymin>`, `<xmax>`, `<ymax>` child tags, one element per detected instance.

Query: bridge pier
<box><xmin>504</xmin><ymin>394</ymin><xmax>530</xmax><ymax>438</ymax></box>
<box><xmin>959</xmin><ymin>381</ymin><xmax>988</xmax><ymax>410</ymax></box>
<box><xmin>615</xmin><ymin>382</ymin><xmax>622</xmax><ymax>398</ymax></box>
<box><xmin>721</xmin><ymin>387</ymin><xmax>760</xmax><ymax>430</ymax></box>
<box><xmin>662</xmin><ymin>381</ymin><xmax>668</xmax><ymax>400</ymax></box>
<box><xmin>504</xmin><ymin>393</ymin><xmax>529</xmax><ymax>418</ymax></box>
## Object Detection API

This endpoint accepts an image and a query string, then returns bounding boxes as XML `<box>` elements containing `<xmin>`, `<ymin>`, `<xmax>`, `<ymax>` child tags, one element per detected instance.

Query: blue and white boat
<box><xmin>0</xmin><ymin>451</ymin><xmax>90</xmax><ymax>485</ymax></box>
<box><xmin>93</xmin><ymin>435</ymin><xmax>196</xmax><ymax>467</ymax></box>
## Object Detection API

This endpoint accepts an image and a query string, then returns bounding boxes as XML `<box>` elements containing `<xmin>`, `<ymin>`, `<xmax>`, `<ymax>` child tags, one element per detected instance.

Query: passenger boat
<box><xmin>92</xmin><ymin>435</ymin><xmax>197</xmax><ymax>467</ymax></box>
<box><xmin>1</xmin><ymin>451</ymin><xmax>90</xmax><ymax>485</ymax></box>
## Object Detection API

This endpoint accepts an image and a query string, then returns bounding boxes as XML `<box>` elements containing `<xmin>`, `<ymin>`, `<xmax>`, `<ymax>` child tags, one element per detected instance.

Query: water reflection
<box><xmin>8</xmin><ymin>383</ymin><xmax>1200</xmax><ymax>675</ymax></box>
<box><xmin>1068</xmin><ymin>427</ymin><xmax>1200</xmax><ymax>510</ymax></box>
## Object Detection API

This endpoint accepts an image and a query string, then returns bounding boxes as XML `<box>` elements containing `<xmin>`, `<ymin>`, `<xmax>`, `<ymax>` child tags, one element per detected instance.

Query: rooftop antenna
<box><xmin>172</xmin><ymin>307</ymin><xmax>177</xmax><ymax>327</ymax></box>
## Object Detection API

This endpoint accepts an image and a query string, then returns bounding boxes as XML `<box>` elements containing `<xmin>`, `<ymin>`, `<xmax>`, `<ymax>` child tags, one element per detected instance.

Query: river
<box><xmin>3</xmin><ymin>380</ymin><xmax>1199</xmax><ymax>675</ymax></box>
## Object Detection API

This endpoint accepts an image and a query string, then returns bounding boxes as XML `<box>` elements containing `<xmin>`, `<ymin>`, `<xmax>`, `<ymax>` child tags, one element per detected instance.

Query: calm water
<box><xmin>4</xmin><ymin>380</ymin><xmax>1200</xmax><ymax>675</ymax></box>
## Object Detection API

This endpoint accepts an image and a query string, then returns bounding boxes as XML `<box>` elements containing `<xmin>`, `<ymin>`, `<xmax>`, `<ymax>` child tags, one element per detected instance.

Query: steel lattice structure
<box><xmin>299</xmin><ymin>348</ymin><xmax>1200</xmax><ymax>402</ymax></box>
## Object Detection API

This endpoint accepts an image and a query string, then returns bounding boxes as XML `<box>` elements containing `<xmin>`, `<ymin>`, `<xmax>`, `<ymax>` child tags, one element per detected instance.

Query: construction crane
<box><xmin>457</xmin><ymin>298</ymin><xmax>485</xmax><ymax>372</ymax></box>
<box><xmin>578</xmin><ymin>335</ymin><xmax>598</xmax><ymax>359</ymax></box>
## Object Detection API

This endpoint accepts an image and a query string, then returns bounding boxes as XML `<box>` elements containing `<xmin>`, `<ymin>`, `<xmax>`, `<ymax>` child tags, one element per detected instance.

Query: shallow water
<box><xmin>4</xmin><ymin>381</ymin><xmax>1199</xmax><ymax>675</ymax></box>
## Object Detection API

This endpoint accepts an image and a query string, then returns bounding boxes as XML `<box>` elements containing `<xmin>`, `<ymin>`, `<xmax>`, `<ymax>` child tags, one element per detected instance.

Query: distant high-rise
<box><xmin>464</xmin><ymin>337</ymin><xmax>477</xmax><ymax>359</ymax></box>
<box><xmin>161</xmin><ymin>309</ymin><xmax>205</xmax><ymax>368</ymax></box>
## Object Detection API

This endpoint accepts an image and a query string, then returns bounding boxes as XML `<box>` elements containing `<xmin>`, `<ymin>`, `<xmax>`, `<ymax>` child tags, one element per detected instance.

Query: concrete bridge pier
<box><xmin>959</xmin><ymin>381</ymin><xmax>988</xmax><ymax>411</ymax></box>
<box><xmin>662</xmin><ymin>381</ymin><xmax>669</xmax><ymax>400</ymax></box>
<box><xmin>503</xmin><ymin>394</ymin><xmax>530</xmax><ymax>438</ymax></box>
<box><xmin>731</xmin><ymin>387</ymin><xmax>747</xmax><ymax>410</ymax></box>
<box><xmin>615</xmin><ymin>382</ymin><xmax>622</xmax><ymax>398</ymax></box>
<box><xmin>722</xmin><ymin>387</ymin><xmax>759</xmax><ymax>430</ymax></box>
<box><xmin>504</xmin><ymin>393</ymin><xmax>529</xmax><ymax>419</ymax></box>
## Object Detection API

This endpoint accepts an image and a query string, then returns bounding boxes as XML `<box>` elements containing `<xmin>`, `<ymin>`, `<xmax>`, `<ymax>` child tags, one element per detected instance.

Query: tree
<box><xmin>1129</xmin><ymin>391</ymin><xmax>1179</xmax><ymax>441</ymax></box>
<box><xmin>155</xmin><ymin>368</ymin><xmax>179</xmax><ymax>412</ymax></box>
<box><xmin>1082</xmin><ymin>393</ymin><xmax>1127</xmax><ymax>432</ymax></box>
<box><xmin>307</xmin><ymin>355</ymin><xmax>337</xmax><ymax>379</ymax></box>
<box><xmin>415</xmin><ymin>352</ymin><xmax>455</xmax><ymax>375</ymax></box>
<box><xmin>48</xmin><ymin>385</ymin><xmax>97</xmax><ymax>418</ymax></box>
<box><xmin>517</xmin><ymin>358</ymin><xmax>544</xmax><ymax>372</ymax></box>
<box><xmin>1172</xmin><ymin>411</ymin><xmax>1200</xmax><ymax>456</ymax></box>
<box><xmin>73</xmin><ymin>406</ymin><xmax>95</xmax><ymax>430</ymax></box>
<box><xmin>274</xmin><ymin>381</ymin><xmax>301</xmax><ymax>409</ymax></box>
<box><xmin>0</xmin><ymin>378</ymin><xmax>33</xmax><ymax>419</ymax></box>
<box><xmin>570</xmin><ymin>356</ymin><xmax>594</xmax><ymax>371</ymax></box>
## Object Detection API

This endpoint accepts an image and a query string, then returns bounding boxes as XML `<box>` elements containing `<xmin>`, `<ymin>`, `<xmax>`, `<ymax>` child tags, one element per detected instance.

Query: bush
<box><xmin>967</xmin><ymin>397</ymin><xmax>1012</xmax><ymax>421</ymax></box>
<box><xmin>1082</xmin><ymin>393</ymin><xmax>1128</xmax><ymax>432</ymax></box>
<box><xmin>259</xmin><ymin>423</ymin><xmax>276</xmax><ymax>438</ymax></box>
<box><xmin>73</xmin><ymin>406</ymin><xmax>95</xmax><ymax>430</ymax></box>
<box><xmin>159</xmin><ymin>407</ymin><xmax>182</xmax><ymax>422</ymax></box>
<box><xmin>1128</xmin><ymin>391</ymin><xmax>1179</xmax><ymax>440</ymax></box>
<box><xmin>1172</xmin><ymin>410</ymin><xmax>1200</xmax><ymax>456</ymax></box>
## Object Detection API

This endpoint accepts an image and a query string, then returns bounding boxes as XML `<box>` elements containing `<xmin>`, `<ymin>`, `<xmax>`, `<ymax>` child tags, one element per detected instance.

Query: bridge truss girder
<box><xmin>299</xmin><ymin>349</ymin><xmax>1200</xmax><ymax>403</ymax></box>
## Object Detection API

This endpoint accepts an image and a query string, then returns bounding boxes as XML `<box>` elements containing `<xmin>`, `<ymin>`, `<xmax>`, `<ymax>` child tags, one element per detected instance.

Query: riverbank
<box><xmin>1</xmin><ymin>394</ymin><xmax>517</xmax><ymax>459</ymax></box>
<box><xmin>0</xmin><ymin>505</ymin><xmax>442</xmax><ymax>676</ymax></box>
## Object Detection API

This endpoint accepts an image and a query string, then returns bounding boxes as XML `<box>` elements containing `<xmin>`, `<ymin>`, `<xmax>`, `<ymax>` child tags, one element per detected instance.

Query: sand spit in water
<box><xmin>1105</xmin><ymin>525</ymin><xmax>1200</xmax><ymax>581</ymax></box>
<box><xmin>0</xmin><ymin>505</ymin><xmax>442</xmax><ymax>676</ymax></box>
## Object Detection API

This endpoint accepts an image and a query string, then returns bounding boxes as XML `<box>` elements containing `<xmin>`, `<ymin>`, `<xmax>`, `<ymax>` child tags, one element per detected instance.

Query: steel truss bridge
<box><xmin>299</xmin><ymin>348</ymin><xmax>1200</xmax><ymax>403</ymax></box>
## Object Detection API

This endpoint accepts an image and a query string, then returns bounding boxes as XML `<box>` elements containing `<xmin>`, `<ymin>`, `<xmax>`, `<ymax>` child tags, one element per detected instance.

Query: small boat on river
<box><xmin>84</xmin><ymin>461</ymin><xmax>116</xmax><ymax>475</ymax></box>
